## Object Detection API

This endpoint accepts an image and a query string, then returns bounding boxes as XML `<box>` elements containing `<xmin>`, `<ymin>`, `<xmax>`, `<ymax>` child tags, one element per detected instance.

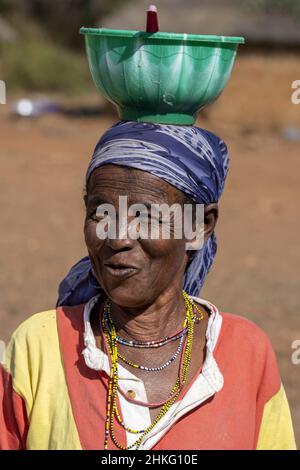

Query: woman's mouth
<box><xmin>104</xmin><ymin>263</ymin><xmax>140</xmax><ymax>279</ymax></box>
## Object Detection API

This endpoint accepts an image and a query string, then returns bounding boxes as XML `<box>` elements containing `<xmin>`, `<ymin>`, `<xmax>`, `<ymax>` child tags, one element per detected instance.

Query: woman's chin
<box><xmin>103</xmin><ymin>283</ymin><xmax>152</xmax><ymax>308</ymax></box>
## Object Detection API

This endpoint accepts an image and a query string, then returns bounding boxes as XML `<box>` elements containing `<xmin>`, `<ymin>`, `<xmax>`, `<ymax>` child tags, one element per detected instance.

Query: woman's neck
<box><xmin>109</xmin><ymin>288</ymin><xmax>188</xmax><ymax>342</ymax></box>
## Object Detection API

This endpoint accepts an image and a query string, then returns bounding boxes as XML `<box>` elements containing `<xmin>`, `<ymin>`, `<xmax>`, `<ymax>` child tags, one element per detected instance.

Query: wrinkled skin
<box><xmin>84</xmin><ymin>164</ymin><xmax>218</xmax><ymax>418</ymax></box>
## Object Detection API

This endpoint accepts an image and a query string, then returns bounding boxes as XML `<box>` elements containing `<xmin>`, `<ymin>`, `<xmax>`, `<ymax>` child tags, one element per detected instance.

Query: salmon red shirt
<box><xmin>0</xmin><ymin>296</ymin><xmax>296</xmax><ymax>450</ymax></box>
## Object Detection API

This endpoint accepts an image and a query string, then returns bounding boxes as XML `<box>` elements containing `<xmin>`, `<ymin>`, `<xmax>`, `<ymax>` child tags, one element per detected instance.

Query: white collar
<box><xmin>82</xmin><ymin>294</ymin><xmax>223</xmax><ymax>391</ymax></box>
<box><xmin>81</xmin><ymin>294</ymin><xmax>224</xmax><ymax>450</ymax></box>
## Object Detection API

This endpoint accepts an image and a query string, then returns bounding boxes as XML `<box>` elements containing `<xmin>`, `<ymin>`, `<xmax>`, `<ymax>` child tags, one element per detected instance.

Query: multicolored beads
<box><xmin>103</xmin><ymin>299</ymin><xmax>204</xmax><ymax>349</ymax></box>
<box><xmin>101</xmin><ymin>290</ymin><xmax>204</xmax><ymax>450</ymax></box>
<box><xmin>117</xmin><ymin>335</ymin><xmax>184</xmax><ymax>371</ymax></box>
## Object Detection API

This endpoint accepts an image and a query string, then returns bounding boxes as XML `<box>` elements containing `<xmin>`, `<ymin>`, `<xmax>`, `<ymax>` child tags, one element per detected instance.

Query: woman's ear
<box><xmin>204</xmin><ymin>203</ymin><xmax>219</xmax><ymax>242</ymax></box>
<box><xmin>185</xmin><ymin>202</ymin><xmax>219</xmax><ymax>253</ymax></box>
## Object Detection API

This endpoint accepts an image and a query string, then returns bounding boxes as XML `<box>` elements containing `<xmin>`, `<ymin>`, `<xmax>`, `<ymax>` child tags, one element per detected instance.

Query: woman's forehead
<box><xmin>87</xmin><ymin>165</ymin><xmax>185</xmax><ymax>203</ymax></box>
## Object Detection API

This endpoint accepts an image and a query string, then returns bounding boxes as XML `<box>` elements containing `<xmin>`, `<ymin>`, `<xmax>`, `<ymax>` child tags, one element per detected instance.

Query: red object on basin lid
<box><xmin>146</xmin><ymin>5</ymin><xmax>159</xmax><ymax>33</ymax></box>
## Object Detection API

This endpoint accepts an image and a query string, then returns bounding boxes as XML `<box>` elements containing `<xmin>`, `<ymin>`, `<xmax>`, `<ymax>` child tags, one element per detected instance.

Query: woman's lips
<box><xmin>104</xmin><ymin>264</ymin><xmax>140</xmax><ymax>279</ymax></box>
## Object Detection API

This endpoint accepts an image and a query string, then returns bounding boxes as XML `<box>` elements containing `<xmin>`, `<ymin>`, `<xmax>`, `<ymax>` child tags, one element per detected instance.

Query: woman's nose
<box><xmin>106</xmin><ymin>234</ymin><xmax>135</xmax><ymax>251</ymax></box>
<box><xmin>105</xmin><ymin>215</ymin><xmax>137</xmax><ymax>251</ymax></box>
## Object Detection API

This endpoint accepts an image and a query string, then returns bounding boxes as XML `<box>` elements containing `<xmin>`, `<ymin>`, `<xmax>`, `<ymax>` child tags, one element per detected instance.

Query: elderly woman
<box><xmin>0</xmin><ymin>121</ymin><xmax>296</xmax><ymax>450</ymax></box>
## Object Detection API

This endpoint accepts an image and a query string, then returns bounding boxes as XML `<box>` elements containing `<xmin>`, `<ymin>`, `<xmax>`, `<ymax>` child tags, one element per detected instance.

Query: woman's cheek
<box><xmin>84</xmin><ymin>219</ymin><xmax>104</xmax><ymax>250</ymax></box>
<box><xmin>141</xmin><ymin>237</ymin><xmax>186</xmax><ymax>259</ymax></box>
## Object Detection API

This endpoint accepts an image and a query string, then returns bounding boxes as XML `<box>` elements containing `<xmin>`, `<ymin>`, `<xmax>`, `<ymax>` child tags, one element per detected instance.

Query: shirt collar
<box><xmin>82</xmin><ymin>293</ymin><xmax>224</xmax><ymax>392</ymax></box>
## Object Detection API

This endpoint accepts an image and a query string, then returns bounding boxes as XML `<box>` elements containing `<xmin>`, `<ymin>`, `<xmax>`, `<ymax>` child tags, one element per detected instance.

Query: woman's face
<box><xmin>84</xmin><ymin>165</ymin><xmax>215</xmax><ymax>308</ymax></box>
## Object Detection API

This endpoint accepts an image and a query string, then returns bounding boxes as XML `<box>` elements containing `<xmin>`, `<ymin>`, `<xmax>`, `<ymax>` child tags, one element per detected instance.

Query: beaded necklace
<box><xmin>117</xmin><ymin>334</ymin><xmax>184</xmax><ymax>371</ymax></box>
<box><xmin>103</xmin><ymin>301</ymin><xmax>204</xmax><ymax>349</ymax></box>
<box><xmin>102</xmin><ymin>290</ymin><xmax>203</xmax><ymax>450</ymax></box>
<box><xmin>117</xmin><ymin>328</ymin><xmax>187</xmax><ymax>348</ymax></box>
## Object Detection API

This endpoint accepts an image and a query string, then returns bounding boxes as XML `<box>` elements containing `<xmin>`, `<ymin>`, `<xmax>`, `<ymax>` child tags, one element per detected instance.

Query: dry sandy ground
<box><xmin>0</xmin><ymin>53</ymin><xmax>299</xmax><ymax>447</ymax></box>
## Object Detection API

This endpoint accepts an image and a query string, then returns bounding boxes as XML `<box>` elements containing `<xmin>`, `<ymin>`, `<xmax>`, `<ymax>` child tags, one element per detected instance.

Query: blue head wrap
<box><xmin>57</xmin><ymin>121</ymin><xmax>229</xmax><ymax>307</ymax></box>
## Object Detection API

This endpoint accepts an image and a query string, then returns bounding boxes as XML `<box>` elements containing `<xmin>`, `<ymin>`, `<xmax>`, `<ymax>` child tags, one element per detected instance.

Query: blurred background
<box><xmin>0</xmin><ymin>0</ymin><xmax>299</xmax><ymax>447</ymax></box>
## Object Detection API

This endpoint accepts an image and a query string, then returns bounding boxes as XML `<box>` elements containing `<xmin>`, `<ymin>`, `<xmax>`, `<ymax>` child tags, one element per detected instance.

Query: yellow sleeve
<box><xmin>5</xmin><ymin>311</ymin><xmax>82</xmax><ymax>450</ymax></box>
<box><xmin>256</xmin><ymin>384</ymin><xmax>297</xmax><ymax>450</ymax></box>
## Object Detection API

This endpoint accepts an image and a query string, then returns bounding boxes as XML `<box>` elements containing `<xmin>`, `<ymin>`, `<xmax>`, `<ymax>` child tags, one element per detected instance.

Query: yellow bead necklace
<box><xmin>102</xmin><ymin>290</ymin><xmax>204</xmax><ymax>450</ymax></box>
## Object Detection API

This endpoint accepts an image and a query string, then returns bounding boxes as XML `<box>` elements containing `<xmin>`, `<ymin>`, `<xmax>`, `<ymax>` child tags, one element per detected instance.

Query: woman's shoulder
<box><xmin>6</xmin><ymin>304</ymin><xmax>85</xmax><ymax>362</ymax></box>
<box><xmin>4</xmin><ymin>311</ymin><xmax>59</xmax><ymax>366</ymax></box>
<box><xmin>11</xmin><ymin>309</ymin><xmax>57</xmax><ymax>343</ymax></box>
<box><xmin>220</xmin><ymin>311</ymin><xmax>270</xmax><ymax>338</ymax></box>
<box><xmin>218</xmin><ymin>311</ymin><xmax>277</xmax><ymax>360</ymax></box>
<box><xmin>11</xmin><ymin>304</ymin><xmax>84</xmax><ymax>343</ymax></box>
<box><xmin>3</xmin><ymin>310</ymin><xmax>60</xmax><ymax>382</ymax></box>
<box><xmin>194</xmin><ymin>297</ymin><xmax>276</xmax><ymax>360</ymax></box>
<box><xmin>195</xmin><ymin>297</ymin><xmax>272</xmax><ymax>347</ymax></box>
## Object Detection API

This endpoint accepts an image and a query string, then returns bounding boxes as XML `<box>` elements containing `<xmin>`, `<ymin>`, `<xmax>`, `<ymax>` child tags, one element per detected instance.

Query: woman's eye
<box><xmin>135</xmin><ymin>211</ymin><xmax>151</xmax><ymax>218</ymax></box>
<box><xmin>133</xmin><ymin>211</ymin><xmax>148</xmax><ymax>220</ymax></box>
<box><xmin>87</xmin><ymin>210</ymin><xmax>95</xmax><ymax>219</ymax></box>
<box><xmin>88</xmin><ymin>210</ymin><xmax>108</xmax><ymax>221</ymax></box>
<box><xmin>141</xmin><ymin>213</ymin><xmax>163</xmax><ymax>224</ymax></box>
<box><xmin>151</xmin><ymin>217</ymin><xmax>162</xmax><ymax>225</ymax></box>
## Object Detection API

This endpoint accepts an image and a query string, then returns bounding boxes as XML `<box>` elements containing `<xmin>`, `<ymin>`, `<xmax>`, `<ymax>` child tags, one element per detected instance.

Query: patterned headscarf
<box><xmin>57</xmin><ymin>121</ymin><xmax>229</xmax><ymax>306</ymax></box>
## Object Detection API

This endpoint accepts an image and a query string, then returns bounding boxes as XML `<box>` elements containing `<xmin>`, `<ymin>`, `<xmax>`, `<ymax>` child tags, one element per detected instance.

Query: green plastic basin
<box><xmin>80</xmin><ymin>28</ymin><xmax>244</xmax><ymax>125</ymax></box>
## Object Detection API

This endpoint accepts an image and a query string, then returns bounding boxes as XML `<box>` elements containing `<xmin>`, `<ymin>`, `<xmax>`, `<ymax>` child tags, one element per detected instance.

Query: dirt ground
<box><xmin>0</xmin><ymin>53</ymin><xmax>299</xmax><ymax>447</ymax></box>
